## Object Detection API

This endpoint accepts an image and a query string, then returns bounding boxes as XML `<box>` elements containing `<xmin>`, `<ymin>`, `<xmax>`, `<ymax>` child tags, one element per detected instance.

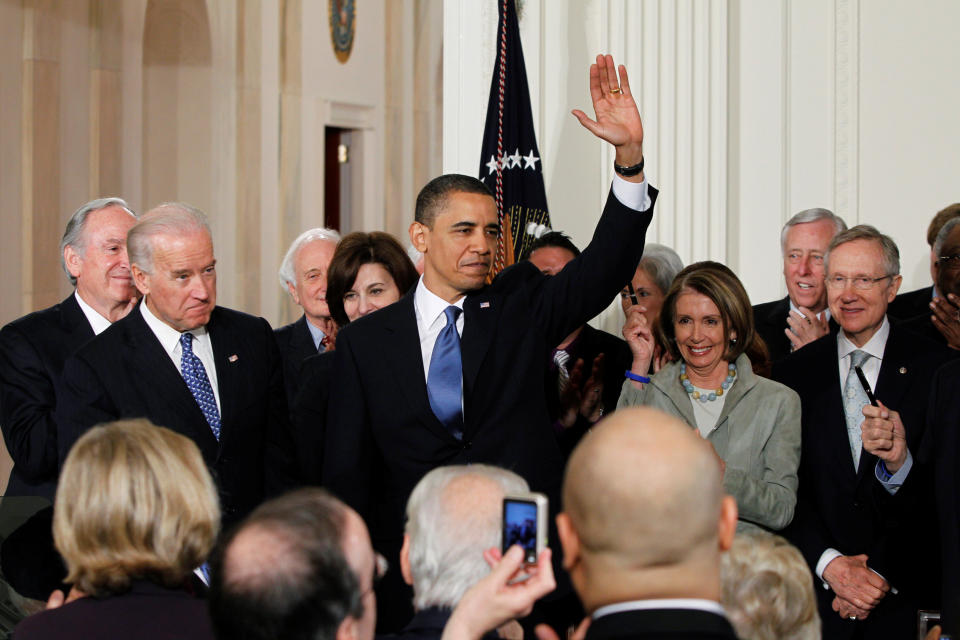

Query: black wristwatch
<box><xmin>614</xmin><ymin>157</ymin><xmax>644</xmax><ymax>177</ymax></box>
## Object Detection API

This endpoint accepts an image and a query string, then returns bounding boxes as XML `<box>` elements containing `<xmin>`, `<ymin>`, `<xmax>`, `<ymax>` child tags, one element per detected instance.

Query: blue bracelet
<box><xmin>624</xmin><ymin>370</ymin><xmax>651</xmax><ymax>384</ymax></box>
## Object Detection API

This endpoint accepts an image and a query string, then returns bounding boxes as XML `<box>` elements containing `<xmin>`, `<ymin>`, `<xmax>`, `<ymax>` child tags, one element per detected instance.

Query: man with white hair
<box><xmin>0</xmin><ymin>197</ymin><xmax>138</xmax><ymax>500</ymax></box>
<box><xmin>395</xmin><ymin>465</ymin><xmax>529</xmax><ymax>640</ymax></box>
<box><xmin>57</xmin><ymin>203</ymin><xmax>295</xmax><ymax>524</ymax></box>
<box><xmin>753</xmin><ymin>207</ymin><xmax>847</xmax><ymax>363</ymax></box>
<box><xmin>0</xmin><ymin>197</ymin><xmax>138</xmax><ymax>600</ymax></box>
<box><xmin>275</xmin><ymin>228</ymin><xmax>340</xmax><ymax>408</ymax></box>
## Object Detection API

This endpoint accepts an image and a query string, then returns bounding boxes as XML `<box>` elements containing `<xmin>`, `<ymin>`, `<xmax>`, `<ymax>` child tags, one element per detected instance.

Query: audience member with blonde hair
<box><xmin>721</xmin><ymin>532</ymin><xmax>820</xmax><ymax>640</ymax></box>
<box><xmin>14</xmin><ymin>419</ymin><xmax>220</xmax><ymax>640</ymax></box>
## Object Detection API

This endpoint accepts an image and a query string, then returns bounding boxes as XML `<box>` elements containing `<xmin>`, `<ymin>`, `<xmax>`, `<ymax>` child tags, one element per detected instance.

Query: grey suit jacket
<box><xmin>618</xmin><ymin>353</ymin><xmax>801</xmax><ymax>533</ymax></box>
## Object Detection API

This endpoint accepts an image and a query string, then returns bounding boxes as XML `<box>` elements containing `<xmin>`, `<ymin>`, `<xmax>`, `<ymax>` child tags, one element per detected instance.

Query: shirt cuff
<box><xmin>875</xmin><ymin>450</ymin><xmax>913</xmax><ymax>494</ymax></box>
<box><xmin>611</xmin><ymin>174</ymin><xmax>651</xmax><ymax>212</ymax></box>
<box><xmin>815</xmin><ymin>548</ymin><xmax>843</xmax><ymax>586</ymax></box>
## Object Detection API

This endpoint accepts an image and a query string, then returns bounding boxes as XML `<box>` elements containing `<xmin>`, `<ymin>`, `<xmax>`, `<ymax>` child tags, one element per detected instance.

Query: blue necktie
<box><xmin>427</xmin><ymin>306</ymin><xmax>463</xmax><ymax>439</ymax></box>
<box><xmin>180</xmin><ymin>333</ymin><xmax>222</xmax><ymax>440</ymax></box>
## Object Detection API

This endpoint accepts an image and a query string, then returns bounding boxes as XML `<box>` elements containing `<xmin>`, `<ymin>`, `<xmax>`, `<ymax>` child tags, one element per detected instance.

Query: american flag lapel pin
<box><xmin>480</xmin><ymin>301</ymin><xmax>491</xmax><ymax>309</ymax></box>
<box><xmin>228</xmin><ymin>354</ymin><xmax>239</xmax><ymax>363</ymax></box>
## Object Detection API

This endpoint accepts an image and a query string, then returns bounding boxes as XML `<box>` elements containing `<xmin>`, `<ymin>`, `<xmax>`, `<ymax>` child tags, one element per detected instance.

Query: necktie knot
<box><xmin>850</xmin><ymin>349</ymin><xmax>870</xmax><ymax>369</ymax></box>
<box><xmin>443</xmin><ymin>306</ymin><xmax>462</xmax><ymax>326</ymax></box>
<box><xmin>180</xmin><ymin>332</ymin><xmax>195</xmax><ymax>352</ymax></box>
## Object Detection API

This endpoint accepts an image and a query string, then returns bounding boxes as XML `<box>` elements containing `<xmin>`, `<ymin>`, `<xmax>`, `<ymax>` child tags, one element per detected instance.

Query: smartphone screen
<box><xmin>502</xmin><ymin>497</ymin><xmax>539</xmax><ymax>563</ymax></box>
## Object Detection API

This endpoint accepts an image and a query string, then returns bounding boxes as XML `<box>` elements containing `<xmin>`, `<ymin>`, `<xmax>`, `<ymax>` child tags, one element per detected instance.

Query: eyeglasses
<box><xmin>362</xmin><ymin>553</ymin><xmax>389</xmax><ymax>597</ymax></box>
<box><xmin>939</xmin><ymin>254</ymin><xmax>960</xmax><ymax>271</ymax></box>
<box><xmin>825</xmin><ymin>275</ymin><xmax>893</xmax><ymax>290</ymax></box>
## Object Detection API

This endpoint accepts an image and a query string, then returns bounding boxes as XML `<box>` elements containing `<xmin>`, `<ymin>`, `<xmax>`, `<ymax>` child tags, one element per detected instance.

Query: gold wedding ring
<box><xmin>610</xmin><ymin>87</ymin><xmax>621</xmax><ymax>94</ymax></box>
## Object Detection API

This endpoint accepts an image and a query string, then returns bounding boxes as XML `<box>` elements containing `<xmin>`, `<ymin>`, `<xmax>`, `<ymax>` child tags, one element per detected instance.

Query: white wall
<box><xmin>444</xmin><ymin>0</ymin><xmax>960</xmax><ymax>333</ymax></box>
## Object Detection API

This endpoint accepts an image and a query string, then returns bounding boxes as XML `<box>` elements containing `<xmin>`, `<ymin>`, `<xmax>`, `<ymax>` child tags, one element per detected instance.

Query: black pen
<box><xmin>854</xmin><ymin>365</ymin><xmax>878</xmax><ymax>407</ymax></box>
<box><xmin>627</xmin><ymin>282</ymin><xmax>639</xmax><ymax>306</ymax></box>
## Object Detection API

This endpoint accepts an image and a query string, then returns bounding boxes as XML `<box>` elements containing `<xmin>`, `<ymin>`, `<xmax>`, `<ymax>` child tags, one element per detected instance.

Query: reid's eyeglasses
<box><xmin>825</xmin><ymin>275</ymin><xmax>893</xmax><ymax>290</ymax></box>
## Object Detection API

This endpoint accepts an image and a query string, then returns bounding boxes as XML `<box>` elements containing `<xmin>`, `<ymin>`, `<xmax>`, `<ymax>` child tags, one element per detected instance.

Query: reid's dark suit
<box><xmin>888</xmin><ymin>285</ymin><xmax>933</xmax><ymax>320</ymax></box>
<box><xmin>56</xmin><ymin>305</ymin><xmax>295</xmax><ymax>523</ymax></box>
<box><xmin>773</xmin><ymin>323</ymin><xmax>950</xmax><ymax>639</ymax></box>
<box><xmin>274</xmin><ymin>314</ymin><xmax>322</xmax><ymax>411</ymax></box>
<box><xmin>0</xmin><ymin>294</ymin><xmax>94</xmax><ymax>499</ymax></box>
<box><xmin>13</xmin><ymin>580</ymin><xmax>214</xmax><ymax>640</ymax></box>
<box><xmin>753</xmin><ymin>295</ymin><xmax>839</xmax><ymax>363</ymax></box>
<box><xmin>585</xmin><ymin>608</ymin><xmax>737</xmax><ymax>640</ymax></box>
<box><xmin>545</xmin><ymin>324</ymin><xmax>632</xmax><ymax>457</ymax></box>
<box><xmin>924</xmin><ymin>360</ymin><xmax>960</xmax><ymax>636</ymax></box>
<box><xmin>324</xmin><ymin>187</ymin><xmax>656</xmax><ymax>630</ymax></box>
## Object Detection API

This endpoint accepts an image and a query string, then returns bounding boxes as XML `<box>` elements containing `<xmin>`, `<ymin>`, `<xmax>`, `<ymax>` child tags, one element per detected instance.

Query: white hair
<box><xmin>405</xmin><ymin>465</ymin><xmax>528</xmax><ymax>611</ymax></box>
<box><xmin>638</xmin><ymin>243</ymin><xmax>684</xmax><ymax>295</ymax></box>
<box><xmin>779</xmin><ymin>208</ymin><xmax>847</xmax><ymax>255</ymax></box>
<box><xmin>721</xmin><ymin>532</ymin><xmax>820</xmax><ymax>640</ymax></box>
<box><xmin>278</xmin><ymin>228</ymin><xmax>341</xmax><ymax>290</ymax></box>
<box><xmin>60</xmin><ymin>197</ymin><xmax>137</xmax><ymax>285</ymax></box>
<box><xmin>127</xmin><ymin>203</ymin><xmax>209</xmax><ymax>275</ymax></box>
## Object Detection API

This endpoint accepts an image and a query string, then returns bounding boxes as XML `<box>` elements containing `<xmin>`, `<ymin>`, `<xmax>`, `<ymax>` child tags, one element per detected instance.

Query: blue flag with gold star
<box><xmin>478</xmin><ymin>0</ymin><xmax>550</xmax><ymax>275</ymax></box>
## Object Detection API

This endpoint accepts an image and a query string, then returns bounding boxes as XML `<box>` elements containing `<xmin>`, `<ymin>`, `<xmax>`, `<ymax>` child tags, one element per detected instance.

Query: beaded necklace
<box><xmin>679</xmin><ymin>362</ymin><xmax>737</xmax><ymax>403</ymax></box>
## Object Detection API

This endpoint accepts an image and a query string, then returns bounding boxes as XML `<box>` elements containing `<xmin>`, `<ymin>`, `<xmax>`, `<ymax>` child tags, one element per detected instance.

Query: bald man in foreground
<box><xmin>556</xmin><ymin>407</ymin><xmax>740</xmax><ymax>640</ymax></box>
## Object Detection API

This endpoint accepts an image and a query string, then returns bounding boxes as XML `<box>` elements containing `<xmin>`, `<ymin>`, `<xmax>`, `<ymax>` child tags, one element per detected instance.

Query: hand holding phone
<box><xmin>502</xmin><ymin>493</ymin><xmax>548</xmax><ymax>565</ymax></box>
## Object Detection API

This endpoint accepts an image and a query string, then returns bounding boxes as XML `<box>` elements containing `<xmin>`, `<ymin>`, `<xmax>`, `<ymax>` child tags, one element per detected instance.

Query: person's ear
<box><xmin>131</xmin><ymin>264</ymin><xmax>151</xmax><ymax>297</ymax></box>
<box><xmin>717</xmin><ymin>495</ymin><xmax>738</xmax><ymax>552</ymax></box>
<box><xmin>336</xmin><ymin>615</ymin><xmax>359</xmax><ymax>640</ymax></box>
<box><xmin>64</xmin><ymin>245</ymin><xmax>82</xmax><ymax>279</ymax></box>
<box><xmin>888</xmin><ymin>275</ymin><xmax>903</xmax><ymax>302</ymax></box>
<box><xmin>556</xmin><ymin>512</ymin><xmax>580</xmax><ymax>571</ymax></box>
<box><xmin>410</xmin><ymin>222</ymin><xmax>428</xmax><ymax>253</ymax></box>
<box><xmin>399</xmin><ymin>534</ymin><xmax>413</xmax><ymax>586</ymax></box>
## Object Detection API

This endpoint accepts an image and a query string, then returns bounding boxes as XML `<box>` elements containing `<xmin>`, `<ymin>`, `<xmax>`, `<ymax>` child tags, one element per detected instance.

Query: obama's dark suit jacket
<box><xmin>56</xmin><ymin>305</ymin><xmax>295</xmax><ymax>524</ymax></box>
<box><xmin>323</xmin><ymin>187</ymin><xmax>656</xmax><ymax>630</ymax></box>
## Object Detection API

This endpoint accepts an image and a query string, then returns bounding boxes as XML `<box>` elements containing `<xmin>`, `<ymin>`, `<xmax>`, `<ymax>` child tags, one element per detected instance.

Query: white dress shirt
<box><xmin>140</xmin><ymin>299</ymin><xmax>221</xmax><ymax>413</ymax></box>
<box><xmin>74</xmin><ymin>291</ymin><xmax>113</xmax><ymax>336</ymax></box>
<box><xmin>413</xmin><ymin>174</ymin><xmax>652</xmax><ymax>381</ymax></box>
<box><xmin>816</xmin><ymin>315</ymin><xmax>910</xmax><ymax>584</ymax></box>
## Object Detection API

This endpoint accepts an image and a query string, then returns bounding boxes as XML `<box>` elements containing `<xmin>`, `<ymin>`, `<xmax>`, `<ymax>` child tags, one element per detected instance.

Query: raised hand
<box><xmin>442</xmin><ymin>546</ymin><xmax>556</xmax><ymax>640</ymax></box>
<box><xmin>785</xmin><ymin>307</ymin><xmax>830</xmax><ymax>351</ymax></box>
<box><xmin>861</xmin><ymin>400</ymin><xmax>908</xmax><ymax>472</ymax></box>
<box><xmin>572</xmin><ymin>54</ymin><xmax>644</xmax><ymax>171</ymax></box>
<box><xmin>622</xmin><ymin>307</ymin><xmax>655</xmax><ymax>380</ymax></box>
<box><xmin>930</xmin><ymin>294</ymin><xmax>960</xmax><ymax>350</ymax></box>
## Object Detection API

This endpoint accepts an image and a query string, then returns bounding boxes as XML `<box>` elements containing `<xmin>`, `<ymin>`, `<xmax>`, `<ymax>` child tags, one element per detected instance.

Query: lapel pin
<box><xmin>480</xmin><ymin>301</ymin><xmax>490</xmax><ymax>309</ymax></box>
<box><xmin>898</xmin><ymin>367</ymin><xmax>906</xmax><ymax>374</ymax></box>
<box><xmin>228</xmin><ymin>354</ymin><xmax>239</xmax><ymax>363</ymax></box>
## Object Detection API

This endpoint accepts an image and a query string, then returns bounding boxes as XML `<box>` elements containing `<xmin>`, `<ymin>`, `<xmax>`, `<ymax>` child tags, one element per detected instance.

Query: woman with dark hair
<box><xmin>324</xmin><ymin>231</ymin><xmax>420</xmax><ymax>328</ymax></box>
<box><xmin>617</xmin><ymin>261</ymin><xmax>801</xmax><ymax>533</ymax></box>
<box><xmin>293</xmin><ymin>231</ymin><xmax>419</xmax><ymax>484</ymax></box>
